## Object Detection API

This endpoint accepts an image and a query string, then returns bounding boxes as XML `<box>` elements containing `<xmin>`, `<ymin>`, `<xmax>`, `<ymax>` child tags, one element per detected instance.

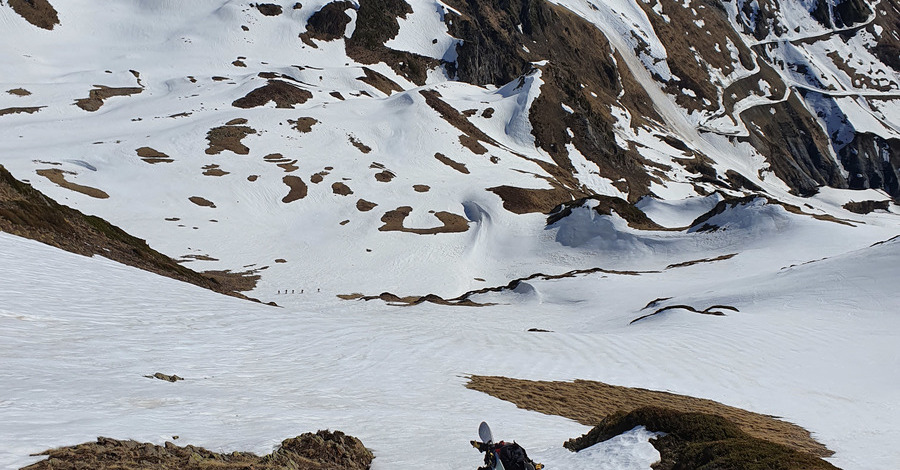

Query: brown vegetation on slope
<box><xmin>22</xmin><ymin>430</ymin><xmax>373</xmax><ymax>470</ymax></box>
<box><xmin>74</xmin><ymin>86</ymin><xmax>143</xmax><ymax>112</ymax></box>
<box><xmin>7</xmin><ymin>0</ymin><xmax>59</xmax><ymax>30</ymax></box>
<box><xmin>0</xmin><ymin>165</ymin><xmax>257</xmax><ymax>299</ymax></box>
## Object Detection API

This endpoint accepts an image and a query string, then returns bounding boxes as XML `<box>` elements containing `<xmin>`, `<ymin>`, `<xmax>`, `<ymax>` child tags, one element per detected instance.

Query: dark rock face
<box><xmin>839</xmin><ymin>133</ymin><xmax>900</xmax><ymax>197</ymax></box>
<box><xmin>445</xmin><ymin>0</ymin><xmax>655</xmax><ymax>202</ymax></box>
<box><xmin>741</xmin><ymin>94</ymin><xmax>847</xmax><ymax>197</ymax></box>
<box><xmin>305</xmin><ymin>1</ymin><xmax>354</xmax><ymax>41</ymax></box>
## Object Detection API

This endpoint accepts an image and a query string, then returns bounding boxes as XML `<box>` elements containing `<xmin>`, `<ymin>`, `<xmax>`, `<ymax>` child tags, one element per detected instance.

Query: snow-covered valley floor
<box><xmin>2</xmin><ymin>201</ymin><xmax>899</xmax><ymax>469</ymax></box>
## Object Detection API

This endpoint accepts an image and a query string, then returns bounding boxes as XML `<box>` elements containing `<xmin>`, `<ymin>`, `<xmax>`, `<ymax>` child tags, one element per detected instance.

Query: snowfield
<box><xmin>2</xmin><ymin>199</ymin><xmax>899</xmax><ymax>469</ymax></box>
<box><xmin>2</xmin><ymin>0</ymin><xmax>900</xmax><ymax>469</ymax></box>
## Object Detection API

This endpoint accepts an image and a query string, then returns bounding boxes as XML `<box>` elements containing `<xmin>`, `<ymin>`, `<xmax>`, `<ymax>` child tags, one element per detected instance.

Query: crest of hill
<box><xmin>0</xmin><ymin>165</ymin><xmax>258</xmax><ymax>301</ymax></box>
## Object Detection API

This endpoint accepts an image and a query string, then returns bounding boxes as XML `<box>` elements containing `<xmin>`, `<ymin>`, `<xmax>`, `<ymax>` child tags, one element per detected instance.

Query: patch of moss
<box><xmin>565</xmin><ymin>407</ymin><xmax>839</xmax><ymax>470</ymax></box>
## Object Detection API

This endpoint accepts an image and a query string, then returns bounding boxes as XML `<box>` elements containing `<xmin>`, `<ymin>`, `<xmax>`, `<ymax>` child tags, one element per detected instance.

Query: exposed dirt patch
<box><xmin>349</xmin><ymin>135</ymin><xmax>372</xmax><ymax>153</ymax></box>
<box><xmin>248</xmin><ymin>175</ymin><xmax>259</xmax><ymax>182</ymax></box>
<box><xmin>378</xmin><ymin>206</ymin><xmax>469</xmax><ymax>234</ymax></box>
<box><xmin>413</xmin><ymin>184</ymin><xmax>430</xmax><ymax>192</ymax></box>
<box><xmin>188</xmin><ymin>196</ymin><xmax>216</xmax><ymax>208</ymax></box>
<box><xmin>289</xmin><ymin>116</ymin><xmax>318</xmax><ymax>133</ymax></box>
<box><xmin>75</xmin><ymin>86</ymin><xmax>143</xmax><ymax>112</ymax></box>
<box><xmin>22</xmin><ymin>430</ymin><xmax>373</xmax><ymax>470</ymax></box>
<box><xmin>36</xmin><ymin>169</ymin><xmax>109</xmax><ymax>199</ymax></box>
<box><xmin>843</xmin><ymin>199</ymin><xmax>891</xmax><ymax>214</ymax></box>
<box><xmin>136</xmin><ymin>147</ymin><xmax>173</xmax><ymax>164</ymax></box>
<box><xmin>144</xmin><ymin>372</ymin><xmax>183</xmax><ymax>382</ymax></box>
<box><xmin>467</xmin><ymin>376</ymin><xmax>833</xmax><ymax>459</ymax></box>
<box><xmin>357</xmin><ymin>66</ymin><xmax>404</xmax><ymax>95</ymax></box>
<box><xmin>356</xmin><ymin>199</ymin><xmax>377</xmax><ymax>211</ymax></box>
<box><xmin>7</xmin><ymin>0</ymin><xmax>59</xmax><ymax>30</ymax></box>
<box><xmin>233</xmin><ymin>80</ymin><xmax>313</xmax><ymax>108</ymax></box>
<box><xmin>233</xmin><ymin>59</ymin><xmax>247</xmax><ymax>67</ymax></box>
<box><xmin>434</xmin><ymin>152</ymin><xmax>469</xmax><ymax>174</ymax></box>
<box><xmin>332</xmin><ymin>181</ymin><xmax>353</xmax><ymax>195</ymax></box>
<box><xmin>202</xmin><ymin>164</ymin><xmax>229</xmax><ymax>177</ymax></box>
<box><xmin>205</xmin><ymin>122</ymin><xmax>257</xmax><ymax>155</ymax></box>
<box><xmin>487</xmin><ymin>184</ymin><xmax>573</xmax><ymax>214</ymax></box>
<box><xmin>226</xmin><ymin>118</ymin><xmax>248</xmax><ymax>125</ymax></box>
<box><xmin>6</xmin><ymin>88</ymin><xmax>32</xmax><ymax>96</ymax></box>
<box><xmin>282</xmin><ymin>175</ymin><xmax>308</xmax><ymax>203</ymax></box>
<box><xmin>0</xmin><ymin>106</ymin><xmax>45</xmax><ymax>116</ymax></box>
<box><xmin>0</xmin><ymin>165</ymin><xmax>257</xmax><ymax>300</ymax></box>
<box><xmin>255</xmin><ymin>3</ymin><xmax>283</xmax><ymax>16</ymax></box>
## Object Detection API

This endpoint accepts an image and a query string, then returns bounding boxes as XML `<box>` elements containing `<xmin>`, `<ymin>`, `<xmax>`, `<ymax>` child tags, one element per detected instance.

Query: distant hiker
<box><xmin>472</xmin><ymin>422</ymin><xmax>542</xmax><ymax>470</ymax></box>
<box><xmin>291</xmin><ymin>289</ymin><xmax>295</xmax><ymax>294</ymax></box>
<box><xmin>317</xmin><ymin>288</ymin><xmax>320</xmax><ymax>293</ymax></box>
<box><xmin>301</xmin><ymin>289</ymin><xmax>304</xmax><ymax>294</ymax></box>
<box><xmin>277</xmin><ymin>290</ymin><xmax>281</xmax><ymax>294</ymax></box>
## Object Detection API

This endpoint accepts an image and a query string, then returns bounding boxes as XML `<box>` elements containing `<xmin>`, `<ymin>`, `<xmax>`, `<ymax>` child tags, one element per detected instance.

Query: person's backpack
<box><xmin>496</xmin><ymin>442</ymin><xmax>537</xmax><ymax>470</ymax></box>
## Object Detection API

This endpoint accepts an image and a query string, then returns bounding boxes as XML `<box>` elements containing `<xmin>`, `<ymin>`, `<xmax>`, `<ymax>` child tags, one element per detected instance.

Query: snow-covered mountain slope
<box><xmin>1</xmin><ymin>0</ymin><xmax>900</xmax><ymax>469</ymax></box>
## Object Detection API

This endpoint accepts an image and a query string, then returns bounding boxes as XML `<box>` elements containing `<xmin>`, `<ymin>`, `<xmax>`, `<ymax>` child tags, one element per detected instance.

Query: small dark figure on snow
<box><xmin>471</xmin><ymin>438</ymin><xmax>542</xmax><ymax>470</ymax></box>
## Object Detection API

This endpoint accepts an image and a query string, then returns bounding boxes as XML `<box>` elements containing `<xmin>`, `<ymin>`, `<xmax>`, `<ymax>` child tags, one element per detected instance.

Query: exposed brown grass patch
<box><xmin>202</xmin><ymin>164</ymin><xmax>229</xmax><ymax>177</ymax></box>
<box><xmin>136</xmin><ymin>147</ymin><xmax>174</xmax><ymax>164</ymax></box>
<box><xmin>255</xmin><ymin>3</ymin><xmax>283</xmax><ymax>16</ymax></box>
<box><xmin>332</xmin><ymin>181</ymin><xmax>353</xmax><ymax>195</ymax></box>
<box><xmin>289</xmin><ymin>117</ymin><xmax>318</xmax><ymax>133</ymax></box>
<box><xmin>413</xmin><ymin>184</ymin><xmax>430</xmax><ymax>192</ymax></box>
<box><xmin>282</xmin><ymin>175</ymin><xmax>308</xmax><ymax>203</ymax></box>
<box><xmin>466</xmin><ymin>376</ymin><xmax>832</xmax><ymax>458</ymax></box>
<box><xmin>546</xmin><ymin>195</ymin><xmax>666</xmax><ymax>230</ymax></box>
<box><xmin>0</xmin><ymin>106</ymin><xmax>45</xmax><ymax>116</ymax></box>
<box><xmin>358</xmin><ymin>66</ymin><xmax>404</xmax><ymax>95</ymax></box>
<box><xmin>205</xmin><ymin>122</ymin><xmax>257</xmax><ymax>155</ymax></box>
<box><xmin>374</xmin><ymin>170</ymin><xmax>395</xmax><ymax>182</ymax></box>
<box><xmin>233</xmin><ymin>80</ymin><xmax>313</xmax><ymax>108</ymax></box>
<box><xmin>356</xmin><ymin>199</ymin><xmax>377</xmax><ymax>211</ymax></box>
<box><xmin>75</xmin><ymin>86</ymin><xmax>143</xmax><ymax>112</ymax></box>
<box><xmin>8</xmin><ymin>0</ymin><xmax>59</xmax><ymax>30</ymax></box>
<box><xmin>420</xmin><ymin>89</ymin><xmax>501</xmax><ymax>154</ymax></box>
<box><xmin>36</xmin><ymin>169</ymin><xmax>109</xmax><ymax>199</ymax></box>
<box><xmin>378</xmin><ymin>206</ymin><xmax>469</xmax><ymax>234</ymax></box>
<box><xmin>843</xmin><ymin>199</ymin><xmax>890</xmax><ymax>214</ymax></box>
<box><xmin>22</xmin><ymin>430</ymin><xmax>373</xmax><ymax>470</ymax></box>
<box><xmin>188</xmin><ymin>196</ymin><xmax>216</xmax><ymax>208</ymax></box>
<box><xmin>435</xmin><ymin>152</ymin><xmax>469</xmax><ymax>174</ymax></box>
<box><xmin>349</xmin><ymin>135</ymin><xmax>372</xmax><ymax>153</ymax></box>
<box><xmin>487</xmin><ymin>184</ymin><xmax>572</xmax><ymax>214</ymax></box>
<box><xmin>0</xmin><ymin>165</ymin><xmax>257</xmax><ymax>300</ymax></box>
<box><xmin>6</xmin><ymin>88</ymin><xmax>32</xmax><ymax>96</ymax></box>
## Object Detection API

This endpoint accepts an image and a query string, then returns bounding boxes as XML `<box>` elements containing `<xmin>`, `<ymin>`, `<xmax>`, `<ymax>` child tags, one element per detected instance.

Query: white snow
<box><xmin>2</xmin><ymin>1</ymin><xmax>900</xmax><ymax>469</ymax></box>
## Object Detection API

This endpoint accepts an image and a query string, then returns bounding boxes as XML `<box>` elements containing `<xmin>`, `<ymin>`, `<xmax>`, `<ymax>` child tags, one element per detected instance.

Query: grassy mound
<box><xmin>22</xmin><ymin>430</ymin><xmax>373</xmax><ymax>470</ymax></box>
<box><xmin>566</xmin><ymin>407</ymin><xmax>839</xmax><ymax>470</ymax></box>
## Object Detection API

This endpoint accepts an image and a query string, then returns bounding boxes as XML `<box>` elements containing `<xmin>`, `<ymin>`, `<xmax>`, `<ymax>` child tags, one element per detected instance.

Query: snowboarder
<box><xmin>471</xmin><ymin>422</ymin><xmax>543</xmax><ymax>470</ymax></box>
